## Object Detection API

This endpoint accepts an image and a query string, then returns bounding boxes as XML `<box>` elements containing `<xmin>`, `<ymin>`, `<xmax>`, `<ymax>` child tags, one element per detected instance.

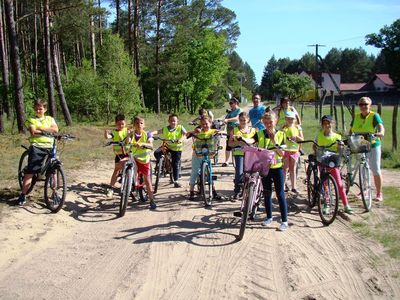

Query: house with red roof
<box><xmin>360</xmin><ymin>74</ymin><xmax>396</xmax><ymax>92</ymax></box>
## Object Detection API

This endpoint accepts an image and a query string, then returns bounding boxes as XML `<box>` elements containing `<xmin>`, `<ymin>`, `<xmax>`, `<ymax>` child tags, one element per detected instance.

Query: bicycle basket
<box><xmin>194</xmin><ymin>138</ymin><xmax>218</xmax><ymax>158</ymax></box>
<box><xmin>243</xmin><ymin>146</ymin><xmax>276</xmax><ymax>177</ymax></box>
<box><xmin>316</xmin><ymin>149</ymin><xmax>341</xmax><ymax>168</ymax></box>
<box><xmin>347</xmin><ymin>135</ymin><xmax>371</xmax><ymax>154</ymax></box>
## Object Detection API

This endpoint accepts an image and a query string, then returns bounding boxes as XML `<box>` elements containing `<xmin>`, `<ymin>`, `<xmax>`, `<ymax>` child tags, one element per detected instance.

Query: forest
<box><xmin>0</xmin><ymin>0</ymin><xmax>398</xmax><ymax>134</ymax></box>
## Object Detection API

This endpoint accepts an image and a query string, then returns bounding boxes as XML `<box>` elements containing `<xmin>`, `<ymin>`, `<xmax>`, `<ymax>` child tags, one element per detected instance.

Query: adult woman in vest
<box><xmin>17</xmin><ymin>99</ymin><xmax>59</xmax><ymax>206</ymax></box>
<box><xmin>350</xmin><ymin>97</ymin><xmax>385</xmax><ymax>202</ymax></box>
<box><xmin>272</xmin><ymin>96</ymin><xmax>301</xmax><ymax>128</ymax></box>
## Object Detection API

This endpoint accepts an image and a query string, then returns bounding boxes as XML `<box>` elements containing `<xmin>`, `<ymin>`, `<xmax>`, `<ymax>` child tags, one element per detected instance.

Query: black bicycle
<box><xmin>18</xmin><ymin>133</ymin><xmax>75</xmax><ymax>213</ymax></box>
<box><xmin>153</xmin><ymin>136</ymin><xmax>179</xmax><ymax>193</ymax></box>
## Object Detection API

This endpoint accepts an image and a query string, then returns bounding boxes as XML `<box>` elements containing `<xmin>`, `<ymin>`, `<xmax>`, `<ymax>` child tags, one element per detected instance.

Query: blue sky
<box><xmin>222</xmin><ymin>0</ymin><xmax>400</xmax><ymax>84</ymax></box>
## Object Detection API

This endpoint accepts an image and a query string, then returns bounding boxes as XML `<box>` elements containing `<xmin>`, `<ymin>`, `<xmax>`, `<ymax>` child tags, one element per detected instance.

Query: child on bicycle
<box><xmin>104</xmin><ymin>113</ymin><xmax>131</xmax><ymax>198</ymax></box>
<box><xmin>282</xmin><ymin>111</ymin><xmax>303</xmax><ymax>193</ymax></box>
<box><xmin>17</xmin><ymin>99</ymin><xmax>59</xmax><ymax>206</ymax></box>
<box><xmin>152</xmin><ymin>114</ymin><xmax>187</xmax><ymax>188</ymax></box>
<box><xmin>186</xmin><ymin>116</ymin><xmax>222</xmax><ymax>201</ymax></box>
<box><xmin>316</xmin><ymin>115</ymin><xmax>352</xmax><ymax>214</ymax></box>
<box><xmin>249</xmin><ymin>112</ymin><xmax>289</xmax><ymax>231</ymax></box>
<box><xmin>229</xmin><ymin>112</ymin><xmax>256</xmax><ymax>200</ymax></box>
<box><xmin>129</xmin><ymin>116</ymin><xmax>157</xmax><ymax>209</ymax></box>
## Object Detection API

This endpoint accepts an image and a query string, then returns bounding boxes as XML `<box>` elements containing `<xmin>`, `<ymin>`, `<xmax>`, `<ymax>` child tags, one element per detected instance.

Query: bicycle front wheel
<box><xmin>238</xmin><ymin>181</ymin><xmax>255</xmax><ymax>241</ymax></box>
<box><xmin>317</xmin><ymin>174</ymin><xmax>339</xmax><ymax>226</ymax></box>
<box><xmin>138</xmin><ymin>174</ymin><xmax>148</xmax><ymax>202</ymax></box>
<box><xmin>154</xmin><ymin>156</ymin><xmax>164</xmax><ymax>194</ymax></box>
<box><xmin>200</xmin><ymin>162</ymin><xmax>212</xmax><ymax>206</ymax></box>
<box><xmin>18</xmin><ymin>150</ymin><xmax>29</xmax><ymax>189</ymax></box>
<box><xmin>44</xmin><ymin>164</ymin><xmax>66</xmax><ymax>213</ymax></box>
<box><xmin>120</xmin><ymin>168</ymin><xmax>133</xmax><ymax>217</ymax></box>
<box><xmin>306</xmin><ymin>164</ymin><xmax>318</xmax><ymax>207</ymax></box>
<box><xmin>359</xmin><ymin>163</ymin><xmax>372</xmax><ymax>211</ymax></box>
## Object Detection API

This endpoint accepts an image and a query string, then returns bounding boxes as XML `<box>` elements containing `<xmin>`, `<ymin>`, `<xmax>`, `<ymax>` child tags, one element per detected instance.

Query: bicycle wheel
<box><xmin>138</xmin><ymin>174</ymin><xmax>148</xmax><ymax>202</ymax></box>
<box><xmin>44</xmin><ymin>164</ymin><xmax>66</xmax><ymax>213</ymax></box>
<box><xmin>153</xmin><ymin>156</ymin><xmax>164</xmax><ymax>194</ymax></box>
<box><xmin>340</xmin><ymin>161</ymin><xmax>351</xmax><ymax>195</ymax></box>
<box><xmin>306</xmin><ymin>164</ymin><xmax>318</xmax><ymax>207</ymax></box>
<box><xmin>359</xmin><ymin>163</ymin><xmax>372</xmax><ymax>211</ymax></box>
<box><xmin>120</xmin><ymin>168</ymin><xmax>133</xmax><ymax>217</ymax></box>
<box><xmin>18</xmin><ymin>150</ymin><xmax>29</xmax><ymax>189</ymax></box>
<box><xmin>238</xmin><ymin>181</ymin><xmax>254</xmax><ymax>241</ymax></box>
<box><xmin>200</xmin><ymin>162</ymin><xmax>212</xmax><ymax>206</ymax></box>
<box><xmin>317</xmin><ymin>174</ymin><xmax>339</xmax><ymax>226</ymax></box>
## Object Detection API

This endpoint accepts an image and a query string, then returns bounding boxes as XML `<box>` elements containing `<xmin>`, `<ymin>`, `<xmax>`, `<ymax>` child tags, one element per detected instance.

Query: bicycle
<box><xmin>18</xmin><ymin>133</ymin><xmax>75</xmax><ymax>213</ymax></box>
<box><xmin>340</xmin><ymin>133</ymin><xmax>373</xmax><ymax>212</ymax></box>
<box><xmin>298</xmin><ymin>140</ymin><xmax>343</xmax><ymax>225</ymax></box>
<box><xmin>233</xmin><ymin>140</ymin><xmax>277</xmax><ymax>241</ymax></box>
<box><xmin>105</xmin><ymin>141</ymin><xmax>153</xmax><ymax>217</ymax></box>
<box><xmin>153</xmin><ymin>136</ymin><xmax>179</xmax><ymax>193</ymax></box>
<box><xmin>191</xmin><ymin>132</ymin><xmax>226</xmax><ymax>207</ymax></box>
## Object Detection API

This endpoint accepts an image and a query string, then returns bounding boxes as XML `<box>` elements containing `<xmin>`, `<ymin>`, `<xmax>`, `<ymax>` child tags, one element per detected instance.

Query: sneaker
<box><xmin>278</xmin><ymin>222</ymin><xmax>289</xmax><ymax>231</ymax></box>
<box><xmin>188</xmin><ymin>191</ymin><xmax>195</xmax><ymax>201</ymax></box>
<box><xmin>344</xmin><ymin>205</ymin><xmax>353</xmax><ymax>214</ymax></box>
<box><xmin>284</xmin><ymin>184</ymin><xmax>289</xmax><ymax>192</ymax></box>
<box><xmin>213</xmin><ymin>193</ymin><xmax>223</xmax><ymax>200</ymax></box>
<box><xmin>231</xmin><ymin>192</ymin><xmax>240</xmax><ymax>201</ymax></box>
<box><xmin>106</xmin><ymin>188</ymin><xmax>114</xmax><ymax>198</ymax></box>
<box><xmin>149</xmin><ymin>200</ymin><xmax>157</xmax><ymax>209</ymax></box>
<box><xmin>291</xmin><ymin>188</ymin><xmax>298</xmax><ymax>193</ymax></box>
<box><xmin>233</xmin><ymin>211</ymin><xmax>242</xmax><ymax>217</ymax></box>
<box><xmin>375</xmin><ymin>193</ymin><xmax>383</xmax><ymax>202</ymax></box>
<box><xmin>53</xmin><ymin>193</ymin><xmax>61</xmax><ymax>205</ymax></box>
<box><xmin>17</xmin><ymin>194</ymin><xmax>26</xmax><ymax>206</ymax></box>
<box><xmin>174</xmin><ymin>181</ymin><xmax>182</xmax><ymax>188</ymax></box>
<box><xmin>221</xmin><ymin>162</ymin><xmax>228</xmax><ymax>167</ymax></box>
<box><xmin>262</xmin><ymin>217</ymin><xmax>273</xmax><ymax>226</ymax></box>
<box><xmin>322</xmin><ymin>205</ymin><xmax>331</xmax><ymax>215</ymax></box>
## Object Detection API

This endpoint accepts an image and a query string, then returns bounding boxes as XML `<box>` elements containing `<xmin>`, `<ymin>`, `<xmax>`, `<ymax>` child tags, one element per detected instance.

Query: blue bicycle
<box><xmin>192</xmin><ymin>133</ymin><xmax>226</xmax><ymax>206</ymax></box>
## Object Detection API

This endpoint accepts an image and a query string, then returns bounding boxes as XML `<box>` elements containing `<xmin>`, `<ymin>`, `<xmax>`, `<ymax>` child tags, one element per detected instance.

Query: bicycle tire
<box><xmin>154</xmin><ymin>156</ymin><xmax>164</xmax><ymax>194</ymax></box>
<box><xmin>359</xmin><ymin>163</ymin><xmax>372</xmax><ymax>211</ymax></box>
<box><xmin>138</xmin><ymin>174</ymin><xmax>148</xmax><ymax>202</ymax></box>
<box><xmin>306</xmin><ymin>163</ymin><xmax>318</xmax><ymax>207</ymax></box>
<box><xmin>44</xmin><ymin>164</ymin><xmax>66</xmax><ymax>213</ymax></box>
<box><xmin>18</xmin><ymin>150</ymin><xmax>29</xmax><ymax>189</ymax></box>
<box><xmin>317</xmin><ymin>174</ymin><xmax>339</xmax><ymax>226</ymax></box>
<box><xmin>120</xmin><ymin>167</ymin><xmax>133</xmax><ymax>217</ymax></box>
<box><xmin>238</xmin><ymin>182</ymin><xmax>254</xmax><ymax>241</ymax></box>
<box><xmin>200</xmin><ymin>162</ymin><xmax>212</xmax><ymax>206</ymax></box>
<box><xmin>340</xmin><ymin>161</ymin><xmax>351</xmax><ymax>195</ymax></box>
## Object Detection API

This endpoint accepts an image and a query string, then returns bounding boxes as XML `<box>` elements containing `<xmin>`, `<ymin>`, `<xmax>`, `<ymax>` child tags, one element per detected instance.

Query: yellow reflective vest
<box><xmin>131</xmin><ymin>131</ymin><xmax>151</xmax><ymax>164</ymax></box>
<box><xmin>162</xmin><ymin>125</ymin><xmax>184</xmax><ymax>152</ymax></box>
<box><xmin>232</xmin><ymin>127</ymin><xmax>256</xmax><ymax>156</ymax></box>
<box><xmin>25</xmin><ymin>116</ymin><xmax>55</xmax><ymax>148</ymax></box>
<box><xmin>257</xmin><ymin>130</ymin><xmax>285</xmax><ymax>169</ymax></box>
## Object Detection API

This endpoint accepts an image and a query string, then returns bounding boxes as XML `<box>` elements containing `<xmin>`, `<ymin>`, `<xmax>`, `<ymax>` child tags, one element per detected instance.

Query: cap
<box><xmin>321</xmin><ymin>115</ymin><xmax>333</xmax><ymax>123</ymax></box>
<box><xmin>285</xmin><ymin>111</ymin><xmax>296</xmax><ymax>119</ymax></box>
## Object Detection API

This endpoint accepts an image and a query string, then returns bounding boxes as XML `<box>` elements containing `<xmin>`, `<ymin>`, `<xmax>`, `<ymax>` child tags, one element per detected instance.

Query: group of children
<box><xmin>102</xmin><ymin>100</ymin><xmax>357</xmax><ymax>231</ymax></box>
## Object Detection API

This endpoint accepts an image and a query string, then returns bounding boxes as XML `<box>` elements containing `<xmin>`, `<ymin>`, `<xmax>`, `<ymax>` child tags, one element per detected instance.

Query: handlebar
<box><xmin>104</xmin><ymin>140</ymin><xmax>153</xmax><ymax>150</ymax></box>
<box><xmin>235</xmin><ymin>136</ymin><xmax>286</xmax><ymax>150</ymax></box>
<box><xmin>188</xmin><ymin>132</ymin><xmax>228</xmax><ymax>140</ymax></box>
<box><xmin>153</xmin><ymin>136</ymin><xmax>178</xmax><ymax>143</ymax></box>
<box><xmin>297</xmin><ymin>139</ymin><xmax>343</xmax><ymax>149</ymax></box>
<box><xmin>40</xmin><ymin>132</ymin><xmax>76</xmax><ymax>141</ymax></box>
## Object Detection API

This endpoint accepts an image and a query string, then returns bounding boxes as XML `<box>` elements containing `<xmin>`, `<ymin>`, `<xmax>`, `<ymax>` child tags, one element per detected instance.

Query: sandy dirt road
<box><xmin>0</xmin><ymin>140</ymin><xmax>399</xmax><ymax>300</ymax></box>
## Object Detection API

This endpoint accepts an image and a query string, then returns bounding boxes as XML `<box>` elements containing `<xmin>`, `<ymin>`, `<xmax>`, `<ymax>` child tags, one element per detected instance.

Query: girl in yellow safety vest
<box><xmin>229</xmin><ymin>112</ymin><xmax>256</xmax><ymax>199</ymax></box>
<box><xmin>282</xmin><ymin>111</ymin><xmax>303</xmax><ymax>193</ymax></box>
<box><xmin>152</xmin><ymin>114</ymin><xmax>187</xmax><ymax>188</ymax></box>
<box><xmin>186</xmin><ymin>116</ymin><xmax>222</xmax><ymax>201</ymax></box>
<box><xmin>249</xmin><ymin>112</ymin><xmax>289</xmax><ymax>231</ymax></box>
<box><xmin>129</xmin><ymin>116</ymin><xmax>157</xmax><ymax>210</ymax></box>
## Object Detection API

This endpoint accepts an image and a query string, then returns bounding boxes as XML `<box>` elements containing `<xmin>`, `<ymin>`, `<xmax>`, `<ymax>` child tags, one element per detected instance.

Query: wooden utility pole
<box><xmin>308</xmin><ymin>44</ymin><xmax>325</xmax><ymax>119</ymax></box>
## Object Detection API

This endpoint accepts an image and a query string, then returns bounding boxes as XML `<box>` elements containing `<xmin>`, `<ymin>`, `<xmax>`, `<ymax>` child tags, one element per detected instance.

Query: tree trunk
<box><xmin>127</xmin><ymin>0</ymin><xmax>132</xmax><ymax>60</ymax></box>
<box><xmin>155</xmin><ymin>0</ymin><xmax>162</xmax><ymax>114</ymax></box>
<box><xmin>133</xmin><ymin>0</ymin><xmax>144</xmax><ymax>107</ymax></box>
<box><xmin>4</xmin><ymin>0</ymin><xmax>25</xmax><ymax>133</ymax></box>
<box><xmin>89</xmin><ymin>0</ymin><xmax>96</xmax><ymax>71</ymax></box>
<box><xmin>43</xmin><ymin>0</ymin><xmax>56</xmax><ymax>117</ymax></box>
<box><xmin>98</xmin><ymin>0</ymin><xmax>103</xmax><ymax>46</ymax></box>
<box><xmin>51</xmin><ymin>32</ymin><xmax>72</xmax><ymax>126</ymax></box>
<box><xmin>115</xmin><ymin>0</ymin><xmax>120</xmax><ymax>35</ymax></box>
<box><xmin>0</xmin><ymin>1</ymin><xmax>10</xmax><ymax>121</ymax></box>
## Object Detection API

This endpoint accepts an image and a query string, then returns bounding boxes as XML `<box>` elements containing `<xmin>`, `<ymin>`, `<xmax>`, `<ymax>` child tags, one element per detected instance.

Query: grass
<box><xmin>352</xmin><ymin>187</ymin><xmax>400</xmax><ymax>260</ymax></box>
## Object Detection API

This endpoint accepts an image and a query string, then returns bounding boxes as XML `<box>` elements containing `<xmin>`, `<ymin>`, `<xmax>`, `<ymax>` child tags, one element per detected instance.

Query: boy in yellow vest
<box><xmin>130</xmin><ymin>116</ymin><xmax>157</xmax><ymax>209</ymax></box>
<box><xmin>104</xmin><ymin>114</ymin><xmax>131</xmax><ymax>198</ymax></box>
<box><xmin>17</xmin><ymin>99</ymin><xmax>59</xmax><ymax>206</ymax></box>
<box><xmin>152</xmin><ymin>114</ymin><xmax>187</xmax><ymax>188</ymax></box>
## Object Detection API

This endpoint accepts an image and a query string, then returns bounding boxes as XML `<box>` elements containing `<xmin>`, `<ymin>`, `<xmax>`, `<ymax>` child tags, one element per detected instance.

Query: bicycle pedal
<box><xmin>233</xmin><ymin>211</ymin><xmax>242</xmax><ymax>217</ymax></box>
<box><xmin>212</xmin><ymin>175</ymin><xmax>217</xmax><ymax>181</ymax></box>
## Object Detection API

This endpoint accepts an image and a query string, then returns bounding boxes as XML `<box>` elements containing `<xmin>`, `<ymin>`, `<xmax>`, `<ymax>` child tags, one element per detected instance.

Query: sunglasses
<box><xmin>359</xmin><ymin>103</ymin><xmax>369</xmax><ymax>106</ymax></box>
